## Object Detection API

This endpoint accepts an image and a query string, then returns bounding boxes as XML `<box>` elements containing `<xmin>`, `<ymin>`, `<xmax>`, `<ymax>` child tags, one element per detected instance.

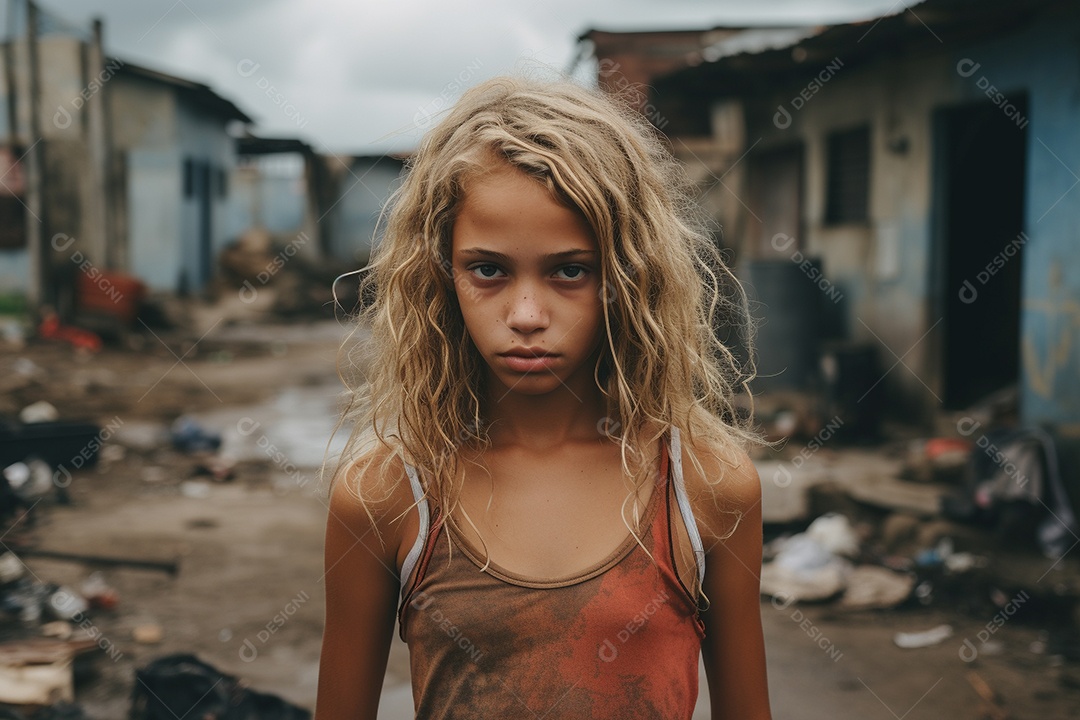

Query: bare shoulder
<box><xmin>327</xmin><ymin>442</ymin><xmax>417</xmax><ymax>559</ymax></box>
<box><xmin>677</xmin><ymin>433</ymin><xmax>762</xmax><ymax>544</ymax></box>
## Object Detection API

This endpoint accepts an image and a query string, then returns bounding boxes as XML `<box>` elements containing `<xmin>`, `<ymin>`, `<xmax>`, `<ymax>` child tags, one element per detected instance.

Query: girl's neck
<box><xmin>482</xmin><ymin>381</ymin><xmax>610</xmax><ymax>452</ymax></box>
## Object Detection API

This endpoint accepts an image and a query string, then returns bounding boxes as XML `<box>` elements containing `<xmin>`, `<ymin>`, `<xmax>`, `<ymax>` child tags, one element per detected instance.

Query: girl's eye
<box><xmin>470</xmin><ymin>264</ymin><xmax>504</xmax><ymax>279</ymax></box>
<box><xmin>556</xmin><ymin>265</ymin><xmax>589</xmax><ymax>281</ymax></box>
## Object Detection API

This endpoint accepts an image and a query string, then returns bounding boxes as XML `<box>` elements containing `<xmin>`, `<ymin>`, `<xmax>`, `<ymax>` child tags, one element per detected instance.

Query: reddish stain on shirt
<box><xmin>398</xmin><ymin>439</ymin><xmax>706</xmax><ymax>718</ymax></box>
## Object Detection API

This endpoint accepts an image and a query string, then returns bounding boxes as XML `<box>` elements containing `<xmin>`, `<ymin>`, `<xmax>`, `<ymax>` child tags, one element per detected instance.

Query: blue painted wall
<box><xmin>730</xmin><ymin>2</ymin><xmax>1080</xmax><ymax>426</ymax></box>
<box><xmin>950</xmin><ymin>3</ymin><xmax>1080</xmax><ymax>425</ymax></box>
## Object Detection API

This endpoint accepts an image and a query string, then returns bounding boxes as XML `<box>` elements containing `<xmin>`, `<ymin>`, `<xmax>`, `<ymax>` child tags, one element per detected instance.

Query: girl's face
<box><xmin>450</xmin><ymin>159</ymin><xmax>604</xmax><ymax>398</ymax></box>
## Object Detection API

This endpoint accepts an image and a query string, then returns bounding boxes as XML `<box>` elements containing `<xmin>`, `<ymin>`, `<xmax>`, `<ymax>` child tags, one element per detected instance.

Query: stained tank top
<box><xmin>395</xmin><ymin>427</ymin><xmax>708</xmax><ymax>719</ymax></box>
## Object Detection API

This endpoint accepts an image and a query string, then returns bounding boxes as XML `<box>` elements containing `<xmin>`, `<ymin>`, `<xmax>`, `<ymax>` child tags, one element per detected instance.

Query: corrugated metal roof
<box><xmin>657</xmin><ymin>0</ymin><xmax>1065</xmax><ymax>94</ymax></box>
<box><xmin>112</xmin><ymin>58</ymin><xmax>253</xmax><ymax>124</ymax></box>
<box><xmin>698</xmin><ymin>26</ymin><xmax>826</xmax><ymax>62</ymax></box>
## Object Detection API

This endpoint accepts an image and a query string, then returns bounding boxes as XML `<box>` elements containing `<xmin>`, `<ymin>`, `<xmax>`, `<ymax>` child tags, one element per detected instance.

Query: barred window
<box><xmin>825</xmin><ymin>126</ymin><xmax>870</xmax><ymax>224</ymax></box>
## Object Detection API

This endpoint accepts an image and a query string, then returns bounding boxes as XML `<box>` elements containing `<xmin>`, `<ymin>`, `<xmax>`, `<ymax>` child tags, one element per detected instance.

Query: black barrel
<box><xmin>739</xmin><ymin>258</ymin><xmax>824</xmax><ymax>394</ymax></box>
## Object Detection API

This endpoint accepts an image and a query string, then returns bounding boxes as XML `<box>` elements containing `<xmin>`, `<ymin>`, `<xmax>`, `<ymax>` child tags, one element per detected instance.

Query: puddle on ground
<box><xmin>191</xmin><ymin>382</ymin><xmax>350</xmax><ymax>471</ymax></box>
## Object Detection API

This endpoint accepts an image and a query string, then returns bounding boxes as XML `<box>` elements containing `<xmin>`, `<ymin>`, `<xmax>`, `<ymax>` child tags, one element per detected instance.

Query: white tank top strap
<box><xmin>398</xmin><ymin>457</ymin><xmax>430</xmax><ymax>598</ymax></box>
<box><xmin>669</xmin><ymin>426</ymin><xmax>706</xmax><ymax>590</ymax></box>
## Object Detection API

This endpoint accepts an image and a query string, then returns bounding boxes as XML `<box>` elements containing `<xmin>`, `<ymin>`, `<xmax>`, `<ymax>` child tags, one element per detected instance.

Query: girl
<box><xmin>316</xmin><ymin>75</ymin><xmax>771</xmax><ymax>719</ymax></box>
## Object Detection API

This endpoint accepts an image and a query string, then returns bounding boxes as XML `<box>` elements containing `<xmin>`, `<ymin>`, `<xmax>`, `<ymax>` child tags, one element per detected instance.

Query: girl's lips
<box><xmin>500</xmin><ymin>354</ymin><xmax>558</xmax><ymax>372</ymax></box>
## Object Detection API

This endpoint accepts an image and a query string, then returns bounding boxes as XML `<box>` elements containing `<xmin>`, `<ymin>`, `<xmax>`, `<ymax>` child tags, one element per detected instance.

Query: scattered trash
<box><xmin>0</xmin><ymin>318</ymin><xmax>26</xmax><ymax>347</ymax></box>
<box><xmin>880</xmin><ymin>512</ymin><xmax>921</xmax><ymax>554</ymax></box>
<box><xmin>0</xmin><ymin>419</ymin><xmax>104</xmax><ymax>474</ymax></box>
<box><xmin>11</xmin><ymin>358</ymin><xmax>42</xmax><ymax>377</ymax></box>
<box><xmin>47</xmin><ymin>587</ymin><xmax>88</xmax><ymax>621</ymax></box>
<box><xmin>966</xmin><ymin>669</ymin><xmax>1007</xmax><ymax>720</ymax></box>
<box><xmin>113</xmin><ymin>421</ymin><xmax>168</xmax><ymax>453</ymax></box>
<box><xmin>80</xmin><ymin>572</ymin><xmax>119</xmax><ymax>611</ymax></box>
<box><xmin>40</xmin><ymin>621</ymin><xmax>73</xmax><ymax>640</ymax></box>
<box><xmin>774</xmin><ymin>534</ymin><xmax>840</xmax><ymax>572</ymax></box>
<box><xmin>130</xmin><ymin>654</ymin><xmax>311</xmax><ymax>720</ymax></box>
<box><xmin>805</xmin><ymin>513</ymin><xmax>860</xmax><ymax>557</ymax></box>
<box><xmin>19</xmin><ymin>548</ymin><xmax>179</xmax><ymax>576</ymax></box>
<box><xmin>0</xmin><ymin>657</ymin><xmax>73</xmax><ymax>705</ymax></box>
<box><xmin>915</xmin><ymin>537</ymin><xmax>955</xmax><ymax>567</ymax></box>
<box><xmin>0</xmin><ymin>552</ymin><xmax>24</xmax><ymax>584</ymax></box>
<box><xmin>773</xmin><ymin>411</ymin><xmax>799</xmax><ymax>438</ymax></box>
<box><xmin>180</xmin><ymin>480</ymin><xmax>212</xmax><ymax>499</ymax></box>
<box><xmin>0</xmin><ymin>578</ymin><xmax>53</xmax><ymax>623</ymax></box>
<box><xmin>760</xmin><ymin>513</ymin><xmax>864</xmax><ymax>603</ymax></box>
<box><xmin>19</xmin><ymin>401</ymin><xmax>59</xmax><ymax>424</ymax></box>
<box><xmin>924</xmin><ymin>438</ymin><xmax>973</xmax><ymax>463</ymax></box>
<box><xmin>132</xmin><ymin>624</ymin><xmax>164</xmax><ymax>644</ymax></box>
<box><xmin>0</xmin><ymin>637</ymin><xmax>99</xmax><ymax>705</ymax></box>
<box><xmin>904</xmin><ymin>437</ymin><xmax>971</xmax><ymax>484</ymax></box>
<box><xmin>141</xmin><ymin>467</ymin><xmax>168</xmax><ymax>484</ymax></box>
<box><xmin>894</xmin><ymin>624</ymin><xmax>954</xmax><ymax>649</ymax></box>
<box><xmin>193</xmin><ymin>454</ymin><xmax>236</xmax><ymax>482</ymax></box>
<box><xmin>37</xmin><ymin>313</ymin><xmax>102</xmax><ymax>354</ymax></box>
<box><xmin>761</xmin><ymin>533</ymin><xmax>851</xmax><ymax>603</ymax></box>
<box><xmin>75</xmin><ymin>269</ymin><xmax>146</xmax><ymax>328</ymax></box>
<box><xmin>913</xmin><ymin>580</ymin><xmax>933</xmax><ymax>606</ymax></box>
<box><xmin>99</xmin><ymin>444</ymin><xmax>126</xmax><ymax>465</ymax></box>
<box><xmin>945</xmin><ymin>425</ymin><xmax>1078</xmax><ymax>559</ymax></box>
<box><xmin>761</xmin><ymin>561</ymin><xmax>850</xmax><ymax>603</ymax></box>
<box><xmin>4</xmin><ymin>458</ymin><xmax>54</xmax><ymax>503</ymax></box>
<box><xmin>943</xmin><ymin>551</ymin><xmax>987</xmax><ymax>573</ymax></box>
<box><xmin>838</xmin><ymin>566</ymin><xmax>916</xmax><ymax>610</ymax></box>
<box><xmin>170</xmin><ymin>417</ymin><xmax>222</xmax><ymax>454</ymax></box>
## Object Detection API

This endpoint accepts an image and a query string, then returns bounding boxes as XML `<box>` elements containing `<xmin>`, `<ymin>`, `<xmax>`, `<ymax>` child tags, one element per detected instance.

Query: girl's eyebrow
<box><xmin>457</xmin><ymin>248</ymin><xmax>597</xmax><ymax>261</ymax></box>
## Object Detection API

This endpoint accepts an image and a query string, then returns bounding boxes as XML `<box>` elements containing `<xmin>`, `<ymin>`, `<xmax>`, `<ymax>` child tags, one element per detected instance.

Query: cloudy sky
<box><xmin>35</xmin><ymin>0</ymin><xmax>915</xmax><ymax>155</ymax></box>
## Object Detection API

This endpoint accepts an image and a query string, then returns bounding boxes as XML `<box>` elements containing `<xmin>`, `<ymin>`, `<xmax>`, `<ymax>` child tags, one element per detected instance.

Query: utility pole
<box><xmin>23</xmin><ymin>0</ymin><xmax>47</xmax><ymax>310</ymax></box>
<box><xmin>87</xmin><ymin>17</ymin><xmax>111</xmax><ymax>268</ymax></box>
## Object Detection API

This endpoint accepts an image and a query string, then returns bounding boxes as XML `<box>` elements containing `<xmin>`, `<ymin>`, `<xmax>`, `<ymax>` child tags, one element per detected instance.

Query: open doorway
<box><xmin>747</xmin><ymin>144</ymin><xmax>803</xmax><ymax>258</ymax></box>
<box><xmin>935</xmin><ymin>96</ymin><xmax>1028</xmax><ymax>409</ymax></box>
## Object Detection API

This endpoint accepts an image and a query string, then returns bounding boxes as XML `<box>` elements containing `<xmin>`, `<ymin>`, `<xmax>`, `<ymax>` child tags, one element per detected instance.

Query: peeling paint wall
<box><xmin>725</xmin><ymin>2</ymin><xmax>1079</xmax><ymax>425</ymax></box>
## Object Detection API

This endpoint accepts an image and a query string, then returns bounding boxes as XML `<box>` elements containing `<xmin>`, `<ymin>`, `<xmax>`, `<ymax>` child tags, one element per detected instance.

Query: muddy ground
<box><xmin>2</xmin><ymin>318</ymin><xmax>1079</xmax><ymax>719</ymax></box>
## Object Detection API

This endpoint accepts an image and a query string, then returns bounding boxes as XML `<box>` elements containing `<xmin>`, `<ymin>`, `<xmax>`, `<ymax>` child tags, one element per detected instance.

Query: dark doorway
<box><xmin>196</xmin><ymin>161</ymin><xmax>213</xmax><ymax>290</ymax></box>
<box><xmin>936</xmin><ymin>96</ymin><xmax>1027</xmax><ymax>409</ymax></box>
<box><xmin>182</xmin><ymin>157</ymin><xmax>214</xmax><ymax>292</ymax></box>
<box><xmin>747</xmin><ymin>144</ymin><xmax>803</xmax><ymax>258</ymax></box>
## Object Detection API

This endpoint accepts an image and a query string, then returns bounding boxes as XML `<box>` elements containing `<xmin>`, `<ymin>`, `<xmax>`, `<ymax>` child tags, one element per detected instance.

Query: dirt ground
<box><xmin>2</xmin><ymin>318</ymin><xmax>1079</xmax><ymax>719</ymax></box>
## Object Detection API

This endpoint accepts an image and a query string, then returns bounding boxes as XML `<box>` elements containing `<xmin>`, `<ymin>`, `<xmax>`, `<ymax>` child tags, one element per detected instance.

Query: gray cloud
<box><xmin>37</xmin><ymin>0</ymin><xmax>916</xmax><ymax>153</ymax></box>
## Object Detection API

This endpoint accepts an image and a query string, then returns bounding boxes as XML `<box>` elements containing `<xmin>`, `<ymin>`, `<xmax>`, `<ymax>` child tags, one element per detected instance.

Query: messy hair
<box><xmin>330</xmin><ymin>74</ymin><xmax>759</xmax><ymax>595</ymax></box>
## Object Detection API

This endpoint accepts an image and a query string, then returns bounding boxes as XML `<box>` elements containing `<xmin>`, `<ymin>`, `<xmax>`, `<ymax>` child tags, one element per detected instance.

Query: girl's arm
<box><xmin>314</xmin><ymin>456</ymin><xmax>410</xmax><ymax>719</ymax></box>
<box><xmin>694</xmin><ymin>447</ymin><xmax>773</xmax><ymax>719</ymax></box>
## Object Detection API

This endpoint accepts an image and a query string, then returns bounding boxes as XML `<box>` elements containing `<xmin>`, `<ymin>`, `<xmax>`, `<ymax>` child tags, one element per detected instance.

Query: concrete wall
<box><xmin>110</xmin><ymin>73</ymin><xmax>177</xmax><ymax>153</ymax></box>
<box><xmin>227</xmin><ymin>153</ymin><xmax>307</xmax><ymax>241</ymax></box>
<box><xmin>111</xmin><ymin>75</ymin><xmax>240</xmax><ymax>293</ymax></box>
<box><xmin>110</xmin><ymin>75</ymin><xmax>180</xmax><ymax>292</ymax></box>
<box><xmin>723</xmin><ymin>3</ymin><xmax>1079</xmax><ymax>425</ymax></box>
<box><xmin>127</xmin><ymin>147</ymin><xmax>182</xmax><ymax>291</ymax></box>
<box><xmin>1</xmin><ymin>24</ymin><xmax>245</xmax><ymax>299</ymax></box>
<box><xmin>0</xmin><ymin>35</ymin><xmax>105</xmax><ymax>297</ymax></box>
<box><xmin>328</xmin><ymin>156</ymin><xmax>403</xmax><ymax>265</ymax></box>
<box><xmin>958</xmin><ymin>4</ymin><xmax>1080</xmax><ymax>427</ymax></box>
<box><xmin>175</xmin><ymin>101</ymin><xmax>238</xmax><ymax>291</ymax></box>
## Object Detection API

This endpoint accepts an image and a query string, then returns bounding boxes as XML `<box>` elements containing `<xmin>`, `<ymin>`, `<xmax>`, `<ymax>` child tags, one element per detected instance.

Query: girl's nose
<box><xmin>505</xmin><ymin>285</ymin><xmax>549</xmax><ymax>333</ymax></box>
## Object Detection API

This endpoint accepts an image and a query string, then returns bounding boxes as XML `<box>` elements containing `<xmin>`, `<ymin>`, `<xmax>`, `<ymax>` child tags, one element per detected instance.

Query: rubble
<box><xmin>131</xmin><ymin>624</ymin><xmax>163</xmax><ymax>645</ymax></box>
<box><xmin>762</xmin><ymin>512</ymin><xmax>917</xmax><ymax>609</ymax></box>
<box><xmin>838</xmin><ymin>566</ymin><xmax>917</xmax><ymax>610</ymax></box>
<box><xmin>19</xmin><ymin>401</ymin><xmax>59</xmax><ymax>424</ymax></box>
<box><xmin>170</xmin><ymin>416</ymin><xmax>222</xmax><ymax>454</ymax></box>
<box><xmin>893</xmin><ymin>624</ymin><xmax>954</xmax><ymax>649</ymax></box>
<box><xmin>0</xmin><ymin>637</ymin><xmax>99</xmax><ymax>705</ymax></box>
<box><xmin>130</xmin><ymin>654</ymin><xmax>311</xmax><ymax>720</ymax></box>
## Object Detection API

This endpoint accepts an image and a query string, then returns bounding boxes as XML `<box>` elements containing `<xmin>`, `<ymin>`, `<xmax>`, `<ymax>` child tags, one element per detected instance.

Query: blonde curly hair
<box><xmin>330</xmin><ymin>74</ymin><xmax>759</xmax><ymax>587</ymax></box>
